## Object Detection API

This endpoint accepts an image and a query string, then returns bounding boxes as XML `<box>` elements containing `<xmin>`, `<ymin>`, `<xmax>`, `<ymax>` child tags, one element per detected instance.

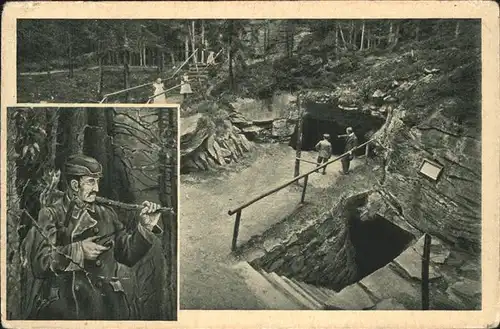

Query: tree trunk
<box><xmin>7</xmin><ymin>109</ymin><xmax>21</xmax><ymax>319</ymax></box>
<box><xmin>349</xmin><ymin>20</ymin><xmax>355</xmax><ymax>45</ymax></box>
<box><xmin>139</xmin><ymin>43</ymin><xmax>143</xmax><ymax>66</ymax></box>
<box><xmin>263</xmin><ymin>23</ymin><xmax>268</xmax><ymax>56</ymax></box>
<box><xmin>67</xmin><ymin>31</ymin><xmax>73</xmax><ymax>78</ymax></box>
<box><xmin>98</xmin><ymin>44</ymin><xmax>104</xmax><ymax>99</ymax></box>
<box><xmin>46</xmin><ymin>108</ymin><xmax>59</xmax><ymax>169</ymax></box>
<box><xmin>339</xmin><ymin>25</ymin><xmax>347</xmax><ymax>49</ymax></box>
<box><xmin>388</xmin><ymin>22</ymin><xmax>393</xmax><ymax>44</ymax></box>
<box><xmin>201</xmin><ymin>20</ymin><xmax>205</xmax><ymax>63</ymax></box>
<box><xmin>415</xmin><ymin>22</ymin><xmax>420</xmax><ymax>41</ymax></box>
<box><xmin>335</xmin><ymin>22</ymin><xmax>339</xmax><ymax>57</ymax></box>
<box><xmin>157</xmin><ymin>108</ymin><xmax>177</xmax><ymax>320</ymax></box>
<box><xmin>123</xmin><ymin>31</ymin><xmax>130</xmax><ymax>102</ymax></box>
<box><xmin>455</xmin><ymin>21</ymin><xmax>461</xmax><ymax>39</ymax></box>
<box><xmin>157</xmin><ymin>48</ymin><xmax>163</xmax><ymax>74</ymax></box>
<box><xmin>54</xmin><ymin>108</ymin><xmax>87</xmax><ymax>175</ymax></box>
<box><xmin>285</xmin><ymin>24</ymin><xmax>290</xmax><ymax>58</ymax></box>
<box><xmin>393</xmin><ymin>23</ymin><xmax>400</xmax><ymax>45</ymax></box>
<box><xmin>184</xmin><ymin>35</ymin><xmax>189</xmax><ymax>62</ymax></box>
<box><xmin>360</xmin><ymin>21</ymin><xmax>365</xmax><ymax>51</ymax></box>
<box><xmin>83</xmin><ymin>108</ymin><xmax>115</xmax><ymax>198</ymax></box>
<box><xmin>190</xmin><ymin>21</ymin><xmax>197</xmax><ymax>64</ymax></box>
<box><xmin>294</xmin><ymin>95</ymin><xmax>303</xmax><ymax>178</ymax></box>
<box><xmin>228</xmin><ymin>21</ymin><xmax>234</xmax><ymax>91</ymax></box>
<box><xmin>170</xmin><ymin>52</ymin><xmax>176</xmax><ymax>68</ymax></box>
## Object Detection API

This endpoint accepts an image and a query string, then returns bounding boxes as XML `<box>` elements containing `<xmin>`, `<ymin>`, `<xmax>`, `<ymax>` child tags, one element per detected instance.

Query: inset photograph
<box><xmin>178</xmin><ymin>19</ymin><xmax>481</xmax><ymax>311</ymax></box>
<box><xmin>4</xmin><ymin>106</ymin><xmax>178</xmax><ymax>320</ymax></box>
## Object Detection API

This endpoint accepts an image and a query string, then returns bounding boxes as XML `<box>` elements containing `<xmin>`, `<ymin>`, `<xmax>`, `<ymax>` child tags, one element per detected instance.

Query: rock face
<box><xmin>373</xmin><ymin>64</ymin><xmax>481</xmax><ymax>254</ymax></box>
<box><xmin>180</xmin><ymin>112</ymin><xmax>253</xmax><ymax>172</ymax></box>
<box><xmin>250</xmin><ymin>193</ymin><xmax>365</xmax><ymax>291</ymax></box>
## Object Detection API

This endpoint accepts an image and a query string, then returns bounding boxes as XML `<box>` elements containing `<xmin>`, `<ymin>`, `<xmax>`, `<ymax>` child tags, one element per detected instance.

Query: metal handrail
<box><xmin>228</xmin><ymin>139</ymin><xmax>374</xmax><ymax>251</ymax></box>
<box><xmin>228</xmin><ymin>139</ymin><xmax>373</xmax><ymax>216</ymax></box>
<box><xmin>99</xmin><ymin>48</ymin><xmax>199</xmax><ymax>103</ymax></box>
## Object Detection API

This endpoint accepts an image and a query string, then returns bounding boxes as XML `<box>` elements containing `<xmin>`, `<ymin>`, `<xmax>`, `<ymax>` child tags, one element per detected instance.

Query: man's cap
<box><xmin>346</xmin><ymin>127</ymin><xmax>353</xmax><ymax>133</ymax></box>
<box><xmin>323</xmin><ymin>133</ymin><xmax>330</xmax><ymax>138</ymax></box>
<box><xmin>65</xmin><ymin>154</ymin><xmax>103</xmax><ymax>178</ymax></box>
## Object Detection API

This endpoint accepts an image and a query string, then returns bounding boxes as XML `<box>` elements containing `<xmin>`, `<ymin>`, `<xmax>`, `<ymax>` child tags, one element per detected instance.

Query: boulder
<box><xmin>228</xmin><ymin>112</ymin><xmax>253</xmax><ymax>127</ymax></box>
<box><xmin>272</xmin><ymin>119</ymin><xmax>295</xmax><ymax>137</ymax></box>
<box><xmin>372</xmin><ymin>89</ymin><xmax>386</xmax><ymax>99</ymax></box>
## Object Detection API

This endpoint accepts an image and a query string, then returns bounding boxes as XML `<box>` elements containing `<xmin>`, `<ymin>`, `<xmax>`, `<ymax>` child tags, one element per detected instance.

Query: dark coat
<box><xmin>345</xmin><ymin>134</ymin><xmax>359</xmax><ymax>155</ymax></box>
<box><xmin>22</xmin><ymin>195</ymin><xmax>157</xmax><ymax>320</ymax></box>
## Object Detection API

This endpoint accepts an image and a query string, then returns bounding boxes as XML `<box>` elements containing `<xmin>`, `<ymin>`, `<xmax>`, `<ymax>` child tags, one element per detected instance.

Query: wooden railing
<box><xmin>228</xmin><ymin>139</ymin><xmax>374</xmax><ymax>251</ymax></box>
<box><xmin>99</xmin><ymin>49</ymin><xmax>199</xmax><ymax>104</ymax></box>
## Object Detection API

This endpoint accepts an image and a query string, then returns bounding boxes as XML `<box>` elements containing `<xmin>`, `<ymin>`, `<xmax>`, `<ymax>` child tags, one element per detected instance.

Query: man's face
<box><xmin>72</xmin><ymin>176</ymin><xmax>100</xmax><ymax>203</ymax></box>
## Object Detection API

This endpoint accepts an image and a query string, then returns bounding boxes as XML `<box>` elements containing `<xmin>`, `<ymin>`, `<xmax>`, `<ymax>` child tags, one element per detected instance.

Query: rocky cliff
<box><xmin>372</xmin><ymin>53</ymin><xmax>481</xmax><ymax>254</ymax></box>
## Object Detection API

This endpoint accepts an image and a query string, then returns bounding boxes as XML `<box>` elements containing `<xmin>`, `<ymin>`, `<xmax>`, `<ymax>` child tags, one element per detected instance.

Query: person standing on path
<box><xmin>206</xmin><ymin>51</ymin><xmax>216</xmax><ymax>66</ymax></box>
<box><xmin>152</xmin><ymin>78</ymin><xmax>167</xmax><ymax>104</ymax></box>
<box><xmin>338</xmin><ymin>127</ymin><xmax>358</xmax><ymax>174</ymax></box>
<box><xmin>315</xmin><ymin>134</ymin><xmax>332</xmax><ymax>175</ymax></box>
<box><xmin>180</xmin><ymin>73</ymin><xmax>193</xmax><ymax>101</ymax></box>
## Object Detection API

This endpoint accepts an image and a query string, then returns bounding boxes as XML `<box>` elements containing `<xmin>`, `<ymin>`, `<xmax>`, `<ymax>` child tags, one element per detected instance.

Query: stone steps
<box><xmin>259</xmin><ymin>270</ymin><xmax>318</xmax><ymax>309</ymax></box>
<box><xmin>231</xmin><ymin>261</ymin><xmax>303</xmax><ymax>310</ymax></box>
<box><xmin>237</xmin><ymin>261</ymin><xmax>345</xmax><ymax>310</ymax></box>
<box><xmin>280</xmin><ymin>275</ymin><xmax>324</xmax><ymax>309</ymax></box>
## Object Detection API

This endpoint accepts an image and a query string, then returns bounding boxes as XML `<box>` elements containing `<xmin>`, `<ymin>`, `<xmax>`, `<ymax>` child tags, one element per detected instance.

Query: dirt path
<box><xmin>180</xmin><ymin>143</ymin><xmax>362</xmax><ymax>309</ymax></box>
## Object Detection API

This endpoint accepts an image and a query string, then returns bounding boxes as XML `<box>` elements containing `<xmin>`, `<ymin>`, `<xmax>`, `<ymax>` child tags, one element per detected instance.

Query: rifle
<box><xmin>50</xmin><ymin>189</ymin><xmax>175</xmax><ymax>215</ymax></box>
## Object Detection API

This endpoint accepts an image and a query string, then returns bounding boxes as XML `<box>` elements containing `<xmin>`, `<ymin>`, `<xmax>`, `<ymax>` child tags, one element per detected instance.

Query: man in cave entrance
<box><xmin>315</xmin><ymin>133</ymin><xmax>332</xmax><ymax>175</ymax></box>
<box><xmin>338</xmin><ymin>127</ymin><xmax>358</xmax><ymax>175</ymax></box>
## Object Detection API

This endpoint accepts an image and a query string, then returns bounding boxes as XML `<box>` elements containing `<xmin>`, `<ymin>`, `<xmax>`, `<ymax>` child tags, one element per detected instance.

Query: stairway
<box><xmin>233</xmin><ymin>261</ymin><xmax>348</xmax><ymax>310</ymax></box>
<box><xmin>186</xmin><ymin>63</ymin><xmax>209</xmax><ymax>83</ymax></box>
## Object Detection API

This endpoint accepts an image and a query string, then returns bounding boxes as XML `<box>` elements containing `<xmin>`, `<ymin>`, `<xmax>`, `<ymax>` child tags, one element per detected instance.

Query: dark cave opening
<box><xmin>349</xmin><ymin>214</ymin><xmax>415</xmax><ymax>280</ymax></box>
<box><xmin>289</xmin><ymin>102</ymin><xmax>385</xmax><ymax>156</ymax></box>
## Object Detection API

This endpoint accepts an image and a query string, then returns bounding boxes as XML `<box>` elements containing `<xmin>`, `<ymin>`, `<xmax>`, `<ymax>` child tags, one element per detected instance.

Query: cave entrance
<box><xmin>349</xmin><ymin>214</ymin><xmax>414</xmax><ymax>280</ymax></box>
<box><xmin>289</xmin><ymin>102</ymin><xmax>385</xmax><ymax>156</ymax></box>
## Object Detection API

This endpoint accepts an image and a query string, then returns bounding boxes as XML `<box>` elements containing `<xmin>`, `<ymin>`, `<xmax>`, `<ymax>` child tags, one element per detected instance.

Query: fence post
<box><xmin>231</xmin><ymin>210</ymin><xmax>242</xmax><ymax>251</ymax></box>
<box><xmin>421</xmin><ymin>233</ymin><xmax>431</xmax><ymax>310</ymax></box>
<box><xmin>300</xmin><ymin>175</ymin><xmax>309</xmax><ymax>204</ymax></box>
<box><xmin>294</xmin><ymin>94</ymin><xmax>303</xmax><ymax>179</ymax></box>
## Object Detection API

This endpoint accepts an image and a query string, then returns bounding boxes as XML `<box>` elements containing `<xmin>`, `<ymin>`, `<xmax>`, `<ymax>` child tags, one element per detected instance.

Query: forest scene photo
<box><xmin>6</xmin><ymin>106</ymin><xmax>178</xmax><ymax>320</ymax></box>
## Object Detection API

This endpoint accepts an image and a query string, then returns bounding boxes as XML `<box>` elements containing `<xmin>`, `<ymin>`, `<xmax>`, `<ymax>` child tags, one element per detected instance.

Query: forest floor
<box><xmin>17</xmin><ymin>66</ymin><xmax>182</xmax><ymax>103</ymax></box>
<box><xmin>179</xmin><ymin>142</ymin><xmax>364</xmax><ymax>309</ymax></box>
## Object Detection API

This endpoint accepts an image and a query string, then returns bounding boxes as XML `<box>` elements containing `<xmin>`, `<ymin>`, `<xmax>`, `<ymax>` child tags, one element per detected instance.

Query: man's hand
<box><xmin>139</xmin><ymin>201</ymin><xmax>162</xmax><ymax>230</ymax></box>
<box><xmin>81</xmin><ymin>236</ymin><xmax>110</xmax><ymax>260</ymax></box>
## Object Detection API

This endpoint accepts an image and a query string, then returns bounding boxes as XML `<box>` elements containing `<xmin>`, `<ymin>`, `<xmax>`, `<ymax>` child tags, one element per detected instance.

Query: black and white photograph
<box><xmin>5</xmin><ymin>106</ymin><xmax>178</xmax><ymax>320</ymax></box>
<box><xmin>175</xmin><ymin>19</ymin><xmax>482</xmax><ymax>310</ymax></box>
